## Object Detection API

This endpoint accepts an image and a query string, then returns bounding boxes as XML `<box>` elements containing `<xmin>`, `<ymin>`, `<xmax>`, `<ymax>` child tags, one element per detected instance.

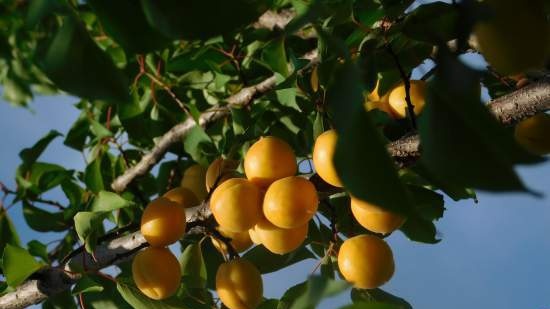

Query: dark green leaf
<box><xmin>399</xmin><ymin>215</ymin><xmax>439</xmax><ymax>244</ymax></box>
<box><xmin>72</xmin><ymin>276</ymin><xmax>104</xmax><ymax>295</ymax></box>
<box><xmin>179</xmin><ymin>243</ymin><xmax>207</xmax><ymax>289</ymax></box>
<box><xmin>64</xmin><ymin>113</ymin><xmax>90</xmax><ymax>151</ymax></box>
<box><xmin>27</xmin><ymin>240</ymin><xmax>49</xmax><ymax>263</ymax></box>
<box><xmin>183</xmin><ymin>125</ymin><xmax>213</xmax><ymax>166</ymax></box>
<box><xmin>243</xmin><ymin>245</ymin><xmax>315</xmax><ymax>274</ymax></box>
<box><xmin>117</xmin><ymin>279</ymin><xmax>189</xmax><ymax>309</ymax></box>
<box><xmin>43</xmin><ymin>290</ymin><xmax>78</xmax><ymax>309</ymax></box>
<box><xmin>339</xmin><ymin>303</ymin><xmax>402</xmax><ymax>309</ymax></box>
<box><xmin>19</xmin><ymin>130</ymin><xmax>62</xmax><ymax>169</ymax></box>
<box><xmin>84</xmin><ymin>159</ymin><xmax>105</xmax><ymax>193</ymax></box>
<box><xmin>290</xmin><ymin>275</ymin><xmax>349</xmax><ymax>309</ymax></box>
<box><xmin>262</xmin><ymin>38</ymin><xmax>289</xmax><ymax>77</ymax></box>
<box><xmin>23</xmin><ymin>202</ymin><xmax>69</xmax><ymax>232</ymax></box>
<box><xmin>407</xmin><ymin>185</ymin><xmax>445</xmax><ymax>221</ymax></box>
<box><xmin>278</xmin><ymin>281</ymin><xmax>308</xmax><ymax>309</ymax></box>
<box><xmin>402</xmin><ymin>2</ymin><xmax>459</xmax><ymax>43</ymax></box>
<box><xmin>351</xmin><ymin>288</ymin><xmax>412</xmax><ymax>309</ymax></box>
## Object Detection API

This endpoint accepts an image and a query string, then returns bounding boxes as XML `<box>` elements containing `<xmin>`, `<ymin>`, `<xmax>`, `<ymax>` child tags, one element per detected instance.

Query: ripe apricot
<box><xmin>474</xmin><ymin>0</ymin><xmax>548</xmax><ymax>75</ymax></box>
<box><xmin>212</xmin><ymin>227</ymin><xmax>253</xmax><ymax>253</ymax></box>
<box><xmin>514</xmin><ymin>113</ymin><xmax>550</xmax><ymax>155</ymax></box>
<box><xmin>162</xmin><ymin>187</ymin><xmax>199</xmax><ymax>208</ymax></box>
<box><xmin>181</xmin><ymin>164</ymin><xmax>208</xmax><ymax>202</ymax></box>
<box><xmin>263</xmin><ymin>176</ymin><xmax>318</xmax><ymax>229</ymax></box>
<box><xmin>248</xmin><ymin>227</ymin><xmax>262</xmax><ymax>245</ymax></box>
<box><xmin>338</xmin><ymin>234</ymin><xmax>395</xmax><ymax>289</ymax></box>
<box><xmin>244</xmin><ymin>136</ymin><xmax>297</xmax><ymax>187</ymax></box>
<box><xmin>254</xmin><ymin>218</ymin><xmax>308</xmax><ymax>255</ymax></box>
<box><xmin>312</xmin><ymin>130</ymin><xmax>342</xmax><ymax>187</ymax></box>
<box><xmin>388</xmin><ymin>80</ymin><xmax>426</xmax><ymax>119</ymax></box>
<box><xmin>210</xmin><ymin>178</ymin><xmax>263</xmax><ymax>233</ymax></box>
<box><xmin>206</xmin><ymin>158</ymin><xmax>239</xmax><ymax>191</ymax></box>
<box><xmin>141</xmin><ymin>197</ymin><xmax>186</xmax><ymax>247</ymax></box>
<box><xmin>216</xmin><ymin>259</ymin><xmax>263</xmax><ymax>309</ymax></box>
<box><xmin>132</xmin><ymin>247</ymin><xmax>181</xmax><ymax>300</ymax></box>
<box><xmin>350</xmin><ymin>196</ymin><xmax>406</xmax><ymax>234</ymax></box>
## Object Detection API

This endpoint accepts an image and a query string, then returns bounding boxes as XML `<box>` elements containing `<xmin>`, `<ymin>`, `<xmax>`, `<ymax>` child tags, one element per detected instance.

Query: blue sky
<box><xmin>1</xmin><ymin>91</ymin><xmax>549</xmax><ymax>309</ymax></box>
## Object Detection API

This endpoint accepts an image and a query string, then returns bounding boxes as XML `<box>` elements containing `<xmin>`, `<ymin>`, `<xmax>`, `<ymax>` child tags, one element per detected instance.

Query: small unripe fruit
<box><xmin>141</xmin><ymin>197</ymin><xmax>186</xmax><ymax>247</ymax></box>
<box><xmin>163</xmin><ymin>187</ymin><xmax>199</xmax><ymax>208</ymax></box>
<box><xmin>338</xmin><ymin>234</ymin><xmax>395</xmax><ymax>289</ymax></box>
<box><xmin>212</xmin><ymin>227</ymin><xmax>253</xmax><ymax>253</ymax></box>
<box><xmin>350</xmin><ymin>196</ymin><xmax>406</xmax><ymax>234</ymax></box>
<box><xmin>514</xmin><ymin>113</ymin><xmax>550</xmax><ymax>155</ymax></box>
<box><xmin>206</xmin><ymin>158</ymin><xmax>239</xmax><ymax>192</ymax></box>
<box><xmin>210</xmin><ymin>178</ymin><xmax>262</xmax><ymax>233</ymax></box>
<box><xmin>254</xmin><ymin>218</ymin><xmax>308</xmax><ymax>255</ymax></box>
<box><xmin>312</xmin><ymin>130</ymin><xmax>342</xmax><ymax>187</ymax></box>
<box><xmin>263</xmin><ymin>176</ymin><xmax>318</xmax><ymax>229</ymax></box>
<box><xmin>216</xmin><ymin>259</ymin><xmax>263</xmax><ymax>309</ymax></box>
<box><xmin>132</xmin><ymin>247</ymin><xmax>181</xmax><ymax>300</ymax></box>
<box><xmin>388</xmin><ymin>80</ymin><xmax>426</xmax><ymax>119</ymax></box>
<box><xmin>244</xmin><ymin>136</ymin><xmax>297</xmax><ymax>187</ymax></box>
<box><xmin>181</xmin><ymin>164</ymin><xmax>208</xmax><ymax>202</ymax></box>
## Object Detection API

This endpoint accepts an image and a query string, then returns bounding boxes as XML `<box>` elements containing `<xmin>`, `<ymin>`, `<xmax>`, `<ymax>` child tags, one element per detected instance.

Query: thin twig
<box><xmin>386</xmin><ymin>42</ymin><xmax>417</xmax><ymax>131</ymax></box>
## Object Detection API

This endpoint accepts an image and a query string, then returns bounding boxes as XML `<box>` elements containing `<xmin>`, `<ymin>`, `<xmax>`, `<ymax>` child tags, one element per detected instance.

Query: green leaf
<box><xmin>243</xmin><ymin>245</ymin><xmax>315</xmax><ymax>274</ymax></box>
<box><xmin>179</xmin><ymin>243</ymin><xmax>207</xmax><ymax>289</ymax></box>
<box><xmin>22</xmin><ymin>202</ymin><xmax>69</xmax><ymax>232</ymax></box>
<box><xmin>329</xmin><ymin>62</ymin><xmax>412</xmax><ymax>215</ymax></box>
<box><xmin>64</xmin><ymin>113</ymin><xmax>90</xmax><ymax>151</ymax></box>
<box><xmin>27</xmin><ymin>240</ymin><xmax>49</xmax><ymax>263</ymax></box>
<box><xmin>89</xmin><ymin>120</ymin><xmax>112</xmax><ymax>140</ymax></box>
<box><xmin>290</xmin><ymin>276</ymin><xmax>349</xmax><ymax>309</ymax></box>
<box><xmin>399</xmin><ymin>215</ymin><xmax>439</xmax><ymax>244</ymax></box>
<box><xmin>262</xmin><ymin>38</ymin><xmax>289</xmax><ymax>77</ymax></box>
<box><xmin>2</xmin><ymin>74</ymin><xmax>32</xmax><ymax>106</ymax></box>
<box><xmin>84</xmin><ymin>158</ymin><xmax>105</xmax><ymax>193</ymax></box>
<box><xmin>72</xmin><ymin>276</ymin><xmax>104</xmax><ymax>295</ymax></box>
<box><xmin>259</xmin><ymin>299</ymin><xmax>280</xmax><ymax>309</ymax></box>
<box><xmin>43</xmin><ymin>290</ymin><xmax>78</xmax><ymax>309</ymax></box>
<box><xmin>350</xmin><ymin>288</ymin><xmax>412</xmax><ymax>309</ymax></box>
<box><xmin>90</xmin><ymin>191</ymin><xmax>134</xmax><ymax>212</ymax></box>
<box><xmin>19</xmin><ymin>130</ymin><xmax>62</xmax><ymax>169</ymax></box>
<box><xmin>313</xmin><ymin>112</ymin><xmax>325</xmax><ymax>140</ymax></box>
<box><xmin>88</xmin><ymin>0</ymin><xmax>170</xmax><ymax>53</ymax></box>
<box><xmin>339</xmin><ymin>303</ymin><xmax>402</xmax><ymax>309</ymax></box>
<box><xmin>0</xmin><ymin>210</ymin><xmax>21</xmax><ymax>258</ymax></box>
<box><xmin>402</xmin><ymin>2</ymin><xmax>459</xmax><ymax>44</ymax></box>
<box><xmin>407</xmin><ymin>185</ymin><xmax>445</xmax><ymax>221</ymax></box>
<box><xmin>278</xmin><ymin>281</ymin><xmax>308</xmax><ymax>309</ymax></box>
<box><xmin>74</xmin><ymin>212</ymin><xmax>107</xmax><ymax>253</ymax></box>
<box><xmin>201</xmin><ymin>239</ymin><xmax>225</xmax><ymax>290</ymax></box>
<box><xmin>38</xmin><ymin>15</ymin><xmax>129</xmax><ymax>102</ymax></box>
<box><xmin>412</xmin><ymin>163</ymin><xmax>476</xmax><ymax>201</ymax></box>
<box><xmin>117</xmin><ymin>279</ymin><xmax>188</xmax><ymax>309</ymax></box>
<box><xmin>183</xmin><ymin>125</ymin><xmax>212</xmax><ymax>166</ymax></box>
<box><xmin>2</xmin><ymin>244</ymin><xmax>45</xmax><ymax>287</ymax></box>
<box><xmin>25</xmin><ymin>0</ymin><xmax>66</xmax><ymax>28</ymax></box>
<box><xmin>419</xmin><ymin>52</ymin><xmax>542</xmax><ymax>192</ymax></box>
<box><xmin>140</xmin><ymin>0</ymin><xmax>271</xmax><ymax>40</ymax></box>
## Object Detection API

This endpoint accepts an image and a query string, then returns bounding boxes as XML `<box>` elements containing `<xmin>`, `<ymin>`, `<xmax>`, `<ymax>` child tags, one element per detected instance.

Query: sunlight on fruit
<box><xmin>132</xmin><ymin>247</ymin><xmax>181</xmax><ymax>300</ymax></box>
<box><xmin>206</xmin><ymin>157</ymin><xmax>239</xmax><ymax>192</ymax></box>
<box><xmin>263</xmin><ymin>176</ymin><xmax>318</xmax><ymax>229</ymax></box>
<box><xmin>141</xmin><ymin>197</ymin><xmax>187</xmax><ymax>247</ymax></box>
<box><xmin>244</xmin><ymin>136</ymin><xmax>297</xmax><ymax>187</ymax></box>
<box><xmin>162</xmin><ymin>187</ymin><xmax>199</xmax><ymax>208</ymax></box>
<box><xmin>210</xmin><ymin>178</ymin><xmax>263</xmax><ymax>233</ymax></box>
<box><xmin>249</xmin><ymin>227</ymin><xmax>262</xmax><ymax>245</ymax></box>
<box><xmin>212</xmin><ymin>227</ymin><xmax>254</xmax><ymax>254</ymax></box>
<box><xmin>254</xmin><ymin>218</ymin><xmax>308</xmax><ymax>255</ymax></box>
<box><xmin>388</xmin><ymin>80</ymin><xmax>426</xmax><ymax>119</ymax></box>
<box><xmin>338</xmin><ymin>234</ymin><xmax>395</xmax><ymax>289</ymax></box>
<box><xmin>181</xmin><ymin>164</ymin><xmax>208</xmax><ymax>202</ymax></box>
<box><xmin>350</xmin><ymin>196</ymin><xmax>406</xmax><ymax>234</ymax></box>
<box><xmin>216</xmin><ymin>259</ymin><xmax>263</xmax><ymax>309</ymax></box>
<box><xmin>313</xmin><ymin>130</ymin><xmax>343</xmax><ymax>187</ymax></box>
<box><xmin>514</xmin><ymin>113</ymin><xmax>550</xmax><ymax>155</ymax></box>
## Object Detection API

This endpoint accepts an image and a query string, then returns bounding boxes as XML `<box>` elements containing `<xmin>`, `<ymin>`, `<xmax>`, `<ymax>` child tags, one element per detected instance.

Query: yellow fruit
<box><xmin>514</xmin><ymin>113</ymin><xmax>550</xmax><ymax>155</ymax></box>
<box><xmin>210</xmin><ymin>178</ymin><xmax>263</xmax><ymax>233</ymax></box>
<box><xmin>206</xmin><ymin>158</ymin><xmax>239</xmax><ymax>192</ymax></box>
<box><xmin>244</xmin><ymin>136</ymin><xmax>297</xmax><ymax>187</ymax></box>
<box><xmin>312</xmin><ymin>130</ymin><xmax>342</xmax><ymax>187</ymax></box>
<box><xmin>141</xmin><ymin>197</ymin><xmax>186</xmax><ymax>247</ymax></box>
<box><xmin>365</xmin><ymin>97</ymin><xmax>393</xmax><ymax>117</ymax></box>
<box><xmin>132</xmin><ymin>247</ymin><xmax>181</xmax><ymax>300</ymax></box>
<box><xmin>254</xmin><ymin>218</ymin><xmax>308</xmax><ymax>255</ymax></box>
<box><xmin>388</xmin><ymin>80</ymin><xmax>426</xmax><ymax>119</ymax></box>
<box><xmin>338</xmin><ymin>234</ymin><xmax>395</xmax><ymax>289</ymax></box>
<box><xmin>180</xmin><ymin>164</ymin><xmax>208</xmax><ymax>202</ymax></box>
<box><xmin>212</xmin><ymin>227</ymin><xmax>254</xmax><ymax>253</ymax></box>
<box><xmin>474</xmin><ymin>0</ymin><xmax>548</xmax><ymax>75</ymax></box>
<box><xmin>162</xmin><ymin>187</ymin><xmax>199</xmax><ymax>208</ymax></box>
<box><xmin>248</xmin><ymin>227</ymin><xmax>262</xmax><ymax>245</ymax></box>
<box><xmin>216</xmin><ymin>259</ymin><xmax>263</xmax><ymax>309</ymax></box>
<box><xmin>350</xmin><ymin>196</ymin><xmax>406</xmax><ymax>234</ymax></box>
<box><xmin>263</xmin><ymin>176</ymin><xmax>318</xmax><ymax>229</ymax></box>
<box><xmin>367</xmin><ymin>80</ymin><xmax>382</xmax><ymax>102</ymax></box>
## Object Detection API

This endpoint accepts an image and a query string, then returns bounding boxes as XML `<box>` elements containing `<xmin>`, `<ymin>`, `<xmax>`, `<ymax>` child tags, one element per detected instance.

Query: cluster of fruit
<box><xmin>365</xmin><ymin>80</ymin><xmax>426</xmax><ymax>119</ymax></box>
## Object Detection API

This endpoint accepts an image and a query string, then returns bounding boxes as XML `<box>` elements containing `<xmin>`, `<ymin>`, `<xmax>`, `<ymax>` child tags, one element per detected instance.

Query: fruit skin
<box><xmin>514</xmin><ymin>113</ymin><xmax>550</xmax><ymax>155</ymax></box>
<box><xmin>248</xmin><ymin>228</ymin><xmax>262</xmax><ymax>245</ymax></box>
<box><xmin>350</xmin><ymin>196</ymin><xmax>406</xmax><ymax>234</ymax></box>
<box><xmin>216</xmin><ymin>259</ymin><xmax>263</xmax><ymax>309</ymax></box>
<box><xmin>474</xmin><ymin>0</ymin><xmax>548</xmax><ymax>75</ymax></box>
<box><xmin>212</xmin><ymin>227</ymin><xmax>253</xmax><ymax>253</ymax></box>
<box><xmin>162</xmin><ymin>187</ymin><xmax>199</xmax><ymax>208</ymax></box>
<box><xmin>210</xmin><ymin>178</ymin><xmax>263</xmax><ymax>233</ymax></box>
<box><xmin>254</xmin><ymin>218</ymin><xmax>308</xmax><ymax>255</ymax></box>
<box><xmin>206</xmin><ymin>158</ymin><xmax>239</xmax><ymax>192</ymax></box>
<box><xmin>132</xmin><ymin>247</ymin><xmax>181</xmax><ymax>300</ymax></box>
<box><xmin>180</xmin><ymin>164</ymin><xmax>208</xmax><ymax>202</ymax></box>
<box><xmin>141</xmin><ymin>197</ymin><xmax>186</xmax><ymax>247</ymax></box>
<box><xmin>263</xmin><ymin>176</ymin><xmax>319</xmax><ymax>229</ymax></box>
<box><xmin>388</xmin><ymin>80</ymin><xmax>426</xmax><ymax>119</ymax></box>
<box><xmin>244</xmin><ymin>136</ymin><xmax>297</xmax><ymax>187</ymax></box>
<box><xmin>312</xmin><ymin>130</ymin><xmax>343</xmax><ymax>187</ymax></box>
<box><xmin>338</xmin><ymin>234</ymin><xmax>395</xmax><ymax>289</ymax></box>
